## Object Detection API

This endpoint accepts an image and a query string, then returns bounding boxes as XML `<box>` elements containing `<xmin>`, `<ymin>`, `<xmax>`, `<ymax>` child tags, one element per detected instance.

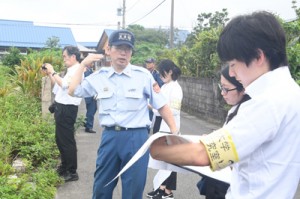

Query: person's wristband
<box><xmin>52</xmin><ymin>72</ymin><xmax>57</xmax><ymax>77</ymax></box>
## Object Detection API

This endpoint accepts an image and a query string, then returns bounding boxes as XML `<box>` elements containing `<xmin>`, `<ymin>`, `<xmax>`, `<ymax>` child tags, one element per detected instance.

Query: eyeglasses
<box><xmin>113</xmin><ymin>46</ymin><xmax>132</xmax><ymax>53</ymax></box>
<box><xmin>218</xmin><ymin>83</ymin><xmax>237</xmax><ymax>94</ymax></box>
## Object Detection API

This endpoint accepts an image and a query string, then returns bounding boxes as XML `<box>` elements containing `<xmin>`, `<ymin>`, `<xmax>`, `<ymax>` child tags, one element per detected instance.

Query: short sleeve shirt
<box><xmin>74</xmin><ymin>64</ymin><xmax>167</xmax><ymax>128</ymax></box>
<box><xmin>54</xmin><ymin>63</ymin><xmax>82</xmax><ymax>106</ymax></box>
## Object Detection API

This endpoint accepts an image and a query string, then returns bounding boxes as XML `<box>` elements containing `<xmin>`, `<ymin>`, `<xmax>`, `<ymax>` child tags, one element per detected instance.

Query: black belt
<box><xmin>104</xmin><ymin>126</ymin><xmax>147</xmax><ymax>131</ymax></box>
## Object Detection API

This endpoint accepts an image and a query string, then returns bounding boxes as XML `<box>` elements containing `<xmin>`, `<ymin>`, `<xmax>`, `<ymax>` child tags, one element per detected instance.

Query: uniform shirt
<box><xmin>154</xmin><ymin>80</ymin><xmax>183</xmax><ymax>132</ymax></box>
<box><xmin>152</xmin><ymin>69</ymin><xmax>164</xmax><ymax>88</ymax></box>
<box><xmin>54</xmin><ymin>63</ymin><xmax>82</xmax><ymax>106</ymax></box>
<box><xmin>211</xmin><ymin>66</ymin><xmax>300</xmax><ymax>198</ymax></box>
<box><xmin>73</xmin><ymin>64</ymin><xmax>167</xmax><ymax>128</ymax></box>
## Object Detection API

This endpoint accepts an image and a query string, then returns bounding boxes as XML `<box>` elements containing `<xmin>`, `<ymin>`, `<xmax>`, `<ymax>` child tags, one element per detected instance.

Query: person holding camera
<box><xmin>42</xmin><ymin>45</ymin><xmax>83</xmax><ymax>182</ymax></box>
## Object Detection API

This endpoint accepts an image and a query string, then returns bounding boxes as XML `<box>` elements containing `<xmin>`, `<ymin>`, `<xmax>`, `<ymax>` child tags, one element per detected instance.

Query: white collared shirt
<box><xmin>54</xmin><ymin>63</ymin><xmax>82</xmax><ymax>106</ymax></box>
<box><xmin>154</xmin><ymin>80</ymin><xmax>183</xmax><ymax>132</ymax></box>
<box><xmin>225</xmin><ymin>66</ymin><xmax>300</xmax><ymax>198</ymax></box>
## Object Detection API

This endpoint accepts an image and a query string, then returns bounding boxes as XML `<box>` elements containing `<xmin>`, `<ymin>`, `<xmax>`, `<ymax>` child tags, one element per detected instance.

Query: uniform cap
<box><xmin>109</xmin><ymin>30</ymin><xmax>135</xmax><ymax>48</ymax></box>
<box><xmin>145</xmin><ymin>58</ymin><xmax>155</xmax><ymax>63</ymax></box>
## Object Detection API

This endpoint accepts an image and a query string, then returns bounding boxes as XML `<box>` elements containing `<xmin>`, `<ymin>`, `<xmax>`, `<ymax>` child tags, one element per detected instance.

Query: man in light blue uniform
<box><xmin>68</xmin><ymin>30</ymin><xmax>177</xmax><ymax>199</ymax></box>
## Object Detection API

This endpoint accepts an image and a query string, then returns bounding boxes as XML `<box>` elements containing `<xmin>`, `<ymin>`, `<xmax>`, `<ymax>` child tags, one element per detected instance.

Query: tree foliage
<box><xmin>283</xmin><ymin>0</ymin><xmax>300</xmax><ymax>84</ymax></box>
<box><xmin>157</xmin><ymin>5</ymin><xmax>300</xmax><ymax>83</ymax></box>
<box><xmin>45</xmin><ymin>36</ymin><xmax>61</xmax><ymax>49</ymax></box>
<box><xmin>127</xmin><ymin>24</ymin><xmax>168</xmax><ymax>47</ymax></box>
<box><xmin>7</xmin><ymin>49</ymin><xmax>63</xmax><ymax>99</ymax></box>
<box><xmin>157</xmin><ymin>9</ymin><xmax>228</xmax><ymax>78</ymax></box>
<box><xmin>185</xmin><ymin>9</ymin><xmax>229</xmax><ymax>48</ymax></box>
<box><xmin>126</xmin><ymin>25</ymin><xmax>169</xmax><ymax>65</ymax></box>
<box><xmin>1</xmin><ymin>47</ymin><xmax>24</xmax><ymax>71</ymax></box>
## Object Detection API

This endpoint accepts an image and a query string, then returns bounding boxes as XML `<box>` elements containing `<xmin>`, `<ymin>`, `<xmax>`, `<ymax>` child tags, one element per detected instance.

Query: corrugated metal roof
<box><xmin>0</xmin><ymin>19</ymin><xmax>33</xmax><ymax>26</ymax></box>
<box><xmin>78</xmin><ymin>42</ymin><xmax>98</xmax><ymax>49</ymax></box>
<box><xmin>0</xmin><ymin>19</ymin><xmax>77</xmax><ymax>49</ymax></box>
<box><xmin>77</xmin><ymin>43</ymin><xmax>96</xmax><ymax>52</ymax></box>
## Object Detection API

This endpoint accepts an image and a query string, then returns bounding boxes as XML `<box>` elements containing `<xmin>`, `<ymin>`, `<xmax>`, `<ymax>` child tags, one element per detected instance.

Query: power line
<box><xmin>127</xmin><ymin>0</ymin><xmax>142</xmax><ymax>12</ymax></box>
<box><xmin>128</xmin><ymin>0</ymin><xmax>167</xmax><ymax>25</ymax></box>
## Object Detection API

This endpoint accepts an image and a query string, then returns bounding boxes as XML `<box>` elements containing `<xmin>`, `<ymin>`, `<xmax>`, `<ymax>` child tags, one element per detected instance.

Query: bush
<box><xmin>1</xmin><ymin>47</ymin><xmax>23</xmax><ymax>70</ymax></box>
<box><xmin>0</xmin><ymin>93</ymin><xmax>62</xmax><ymax>198</ymax></box>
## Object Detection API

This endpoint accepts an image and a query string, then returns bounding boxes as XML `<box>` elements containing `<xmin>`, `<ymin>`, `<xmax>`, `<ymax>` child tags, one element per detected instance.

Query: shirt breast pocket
<box><xmin>124</xmin><ymin>91</ymin><xmax>143</xmax><ymax>111</ymax></box>
<box><xmin>96</xmin><ymin>90</ymin><xmax>114</xmax><ymax>111</ymax></box>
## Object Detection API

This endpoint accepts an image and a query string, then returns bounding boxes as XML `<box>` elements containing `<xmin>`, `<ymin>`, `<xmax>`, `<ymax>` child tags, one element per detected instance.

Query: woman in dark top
<box><xmin>198</xmin><ymin>66</ymin><xmax>250</xmax><ymax>199</ymax></box>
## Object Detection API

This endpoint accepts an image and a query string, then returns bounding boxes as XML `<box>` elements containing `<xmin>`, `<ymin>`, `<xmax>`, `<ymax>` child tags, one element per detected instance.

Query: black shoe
<box><xmin>63</xmin><ymin>172</ymin><xmax>79</xmax><ymax>182</ymax></box>
<box><xmin>147</xmin><ymin>188</ymin><xmax>164</xmax><ymax>198</ymax></box>
<box><xmin>85</xmin><ymin>128</ymin><xmax>96</xmax><ymax>133</ymax></box>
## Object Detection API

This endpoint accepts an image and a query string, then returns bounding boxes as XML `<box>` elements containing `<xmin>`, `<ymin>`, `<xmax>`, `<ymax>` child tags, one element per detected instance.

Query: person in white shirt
<box><xmin>43</xmin><ymin>46</ymin><xmax>83</xmax><ymax>182</ymax></box>
<box><xmin>150</xmin><ymin>11</ymin><xmax>300</xmax><ymax>199</ymax></box>
<box><xmin>147</xmin><ymin>59</ymin><xmax>182</xmax><ymax>199</ymax></box>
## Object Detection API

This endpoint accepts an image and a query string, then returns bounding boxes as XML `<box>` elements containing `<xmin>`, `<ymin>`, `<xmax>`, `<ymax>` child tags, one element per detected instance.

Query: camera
<box><xmin>48</xmin><ymin>102</ymin><xmax>56</xmax><ymax>113</ymax></box>
<box><xmin>41</xmin><ymin>64</ymin><xmax>47</xmax><ymax>70</ymax></box>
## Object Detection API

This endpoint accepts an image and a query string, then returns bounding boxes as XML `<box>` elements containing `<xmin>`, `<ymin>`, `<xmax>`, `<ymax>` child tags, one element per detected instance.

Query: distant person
<box><xmin>149</xmin><ymin>11</ymin><xmax>300</xmax><ymax>198</ymax></box>
<box><xmin>42</xmin><ymin>46</ymin><xmax>83</xmax><ymax>182</ymax></box>
<box><xmin>83</xmin><ymin>64</ymin><xmax>97</xmax><ymax>133</ymax></box>
<box><xmin>145</xmin><ymin>58</ymin><xmax>164</xmax><ymax>122</ymax></box>
<box><xmin>197</xmin><ymin>65</ymin><xmax>250</xmax><ymax>199</ymax></box>
<box><xmin>68</xmin><ymin>30</ymin><xmax>178</xmax><ymax>199</ymax></box>
<box><xmin>147</xmin><ymin>59</ymin><xmax>182</xmax><ymax>199</ymax></box>
<box><xmin>145</xmin><ymin>58</ymin><xmax>164</xmax><ymax>88</ymax></box>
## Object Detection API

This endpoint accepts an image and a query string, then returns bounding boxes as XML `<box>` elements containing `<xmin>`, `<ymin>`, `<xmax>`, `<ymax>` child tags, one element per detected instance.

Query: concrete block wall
<box><xmin>178</xmin><ymin>76</ymin><xmax>227</xmax><ymax>125</ymax></box>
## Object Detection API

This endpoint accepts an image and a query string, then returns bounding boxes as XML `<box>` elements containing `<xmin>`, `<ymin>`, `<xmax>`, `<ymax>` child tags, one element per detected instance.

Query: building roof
<box><xmin>77</xmin><ymin>42</ymin><xmax>98</xmax><ymax>49</ymax></box>
<box><xmin>77</xmin><ymin>43</ymin><xmax>96</xmax><ymax>53</ymax></box>
<box><xmin>96</xmin><ymin>29</ymin><xmax>116</xmax><ymax>51</ymax></box>
<box><xmin>0</xmin><ymin>19</ymin><xmax>77</xmax><ymax>49</ymax></box>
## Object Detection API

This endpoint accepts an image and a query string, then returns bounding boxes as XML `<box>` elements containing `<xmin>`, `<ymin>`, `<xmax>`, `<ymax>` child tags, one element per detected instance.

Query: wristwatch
<box><xmin>52</xmin><ymin>72</ymin><xmax>57</xmax><ymax>77</ymax></box>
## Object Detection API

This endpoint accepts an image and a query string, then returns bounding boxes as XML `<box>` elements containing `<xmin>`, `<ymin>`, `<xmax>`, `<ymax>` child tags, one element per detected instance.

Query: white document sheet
<box><xmin>106</xmin><ymin>132</ymin><xmax>231</xmax><ymax>186</ymax></box>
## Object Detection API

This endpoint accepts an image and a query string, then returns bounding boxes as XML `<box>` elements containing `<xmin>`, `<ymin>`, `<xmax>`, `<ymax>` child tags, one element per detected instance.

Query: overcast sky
<box><xmin>0</xmin><ymin>0</ymin><xmax>298</xmax><ymax>42</ymax></box>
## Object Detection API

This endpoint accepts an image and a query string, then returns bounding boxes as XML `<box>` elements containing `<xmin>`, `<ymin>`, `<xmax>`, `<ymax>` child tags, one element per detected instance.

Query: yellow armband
<box><xmin>200</xmin><ymin>128</ymin><xmax>239</xmax><ymax>171</ymax></box>
<box><xmin>170</xmin><ymin>99</ymin><xmax>182</xmax><ymax>110</ymax></box>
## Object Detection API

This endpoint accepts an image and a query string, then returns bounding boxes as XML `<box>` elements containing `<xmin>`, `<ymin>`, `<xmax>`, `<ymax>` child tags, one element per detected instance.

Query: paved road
<box><xmin>55</xmin><ymin>102</ymin><xmax>300</xmax><ymax>199</ymax></box>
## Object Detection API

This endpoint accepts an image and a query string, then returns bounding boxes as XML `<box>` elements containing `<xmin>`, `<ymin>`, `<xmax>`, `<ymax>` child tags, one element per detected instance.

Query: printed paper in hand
<box><xmin>106</xmin><ymin>132</ymin><xmax>231</xmax><ymax>186</ymax></box>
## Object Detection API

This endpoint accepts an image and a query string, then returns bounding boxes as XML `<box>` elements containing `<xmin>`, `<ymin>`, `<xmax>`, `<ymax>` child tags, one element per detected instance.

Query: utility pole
<box><xmin>122</xmin><ymin>0</ymin><xmax>126</xmax><ymax>29</ymax></box>
<box><xmin>170</xmin><ymin>0</ymin><xmax>174</xmax><ymax>48</ymax></box>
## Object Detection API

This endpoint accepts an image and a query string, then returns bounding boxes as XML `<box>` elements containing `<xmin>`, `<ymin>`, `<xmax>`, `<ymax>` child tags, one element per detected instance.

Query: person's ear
<box><xmin>256</xmin><ymin>49</ymin><xmax>265</xmax><ymax>66</ymax></box>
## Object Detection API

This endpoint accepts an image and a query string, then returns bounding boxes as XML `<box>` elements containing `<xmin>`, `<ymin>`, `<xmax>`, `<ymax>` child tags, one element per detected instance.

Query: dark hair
<box><xmin>221</xmin><ymin>66</ymin><xmax>244</xmax><ymax>92</ymax></box>
<box><xmin>226</xmin><ymin>94</ymin><xmax>251</xmax><ymax>124</ymax></box>
<box><xmin>217</xmin><ymin>11</ymin><xmax>287</xmax><ymax>70</ymax></box>
<box><xmin>157</xmin><ymin>59</ymin><xmax>181</xmax><ymax>81</ymax></box>
<box><xmin>63</xmin><ymin>46</ymin><xmax>81</xmax><ymax>61</ymax></box>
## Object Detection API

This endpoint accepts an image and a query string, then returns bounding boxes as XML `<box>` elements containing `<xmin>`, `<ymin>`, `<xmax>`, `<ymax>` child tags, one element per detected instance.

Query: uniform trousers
<box><xmin>84</xmin><ymin>97</ymin><xmax>97</xmax><ymax>129</ymax></box>
<box><xmin>92</xmin><ymin>128</ymin><xmax>149</xmax><ymax>199</ymax></box>
<box><xmin>54</xmin><ymin>102</ymin><xmax>78</xmax><ymax>174</ymax></box>
<box><xmin>153</xmin><ymin>116</ymin><xmax>177</xmax><ymax>190</ymax></box>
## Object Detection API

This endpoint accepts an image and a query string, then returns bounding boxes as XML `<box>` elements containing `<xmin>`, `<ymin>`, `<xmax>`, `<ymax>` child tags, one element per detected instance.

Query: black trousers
<box><xmin>153</xmin><ymin>116</ymin><xmax>177</xmax><ymax>191</ymax></box>
<box><xmin>197</xmin><ymin>176</ymin><xmax>229</xmax><ymax>199</ymax></box>
<box><xmin>54</xmin><ymin>102</ymin><xmax>78</xmax><ymax>174</ymax></box>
